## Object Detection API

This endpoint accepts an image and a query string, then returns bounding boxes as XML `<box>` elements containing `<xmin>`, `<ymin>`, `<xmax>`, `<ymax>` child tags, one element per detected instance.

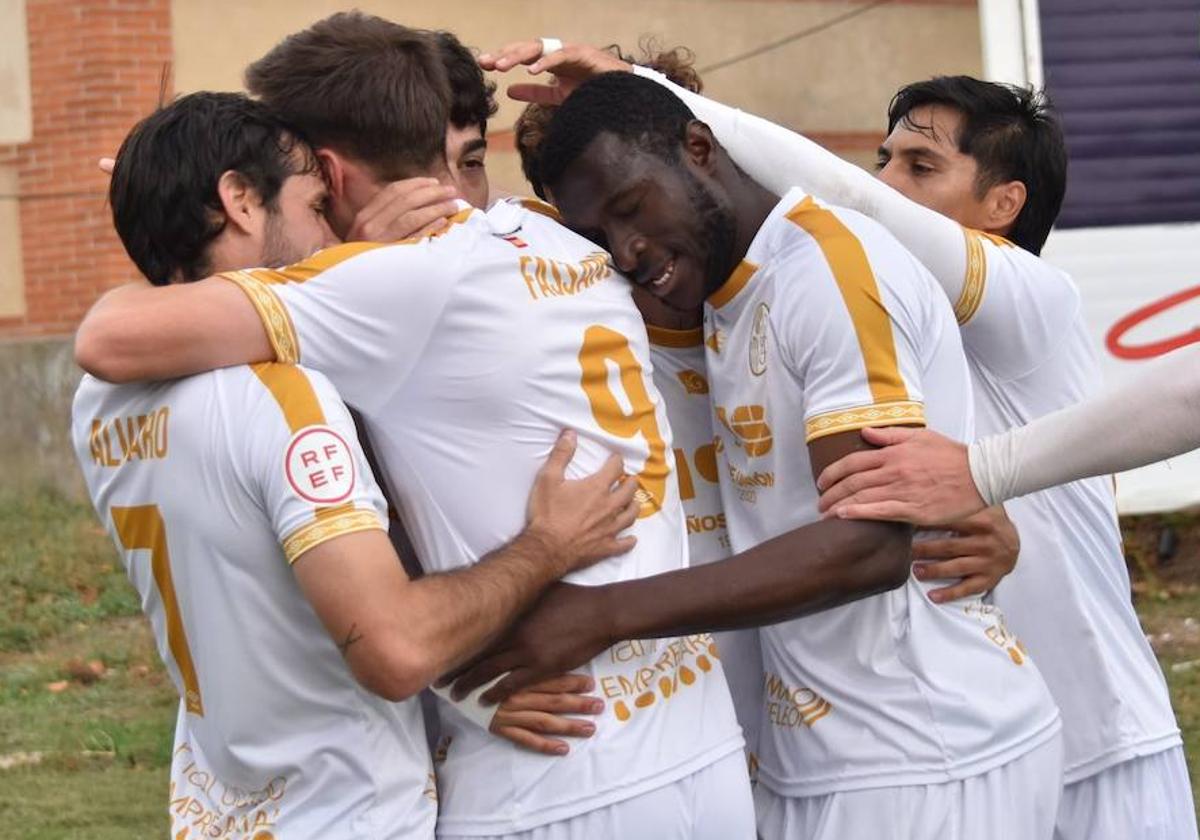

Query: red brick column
<box><xmin>0</xmin><ymin>0</ymin><xmax>172</xmax><ymax>339</ymax></box>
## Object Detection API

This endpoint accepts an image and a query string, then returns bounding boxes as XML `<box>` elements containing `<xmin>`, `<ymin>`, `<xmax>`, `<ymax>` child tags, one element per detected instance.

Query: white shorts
<box><xmin>1056</xmin><ymin>745</ymin><xmax>1197</xmax><ymax>840</ymax></box>
<box><xmin>437</xmin><ymin>748</ymin><xmax>755</xmax><ymax>840</ymax></box>
<box><xmin>755</xmin><ymin>733</ymin><xmax>1064</xmax><ymax>840</ymax></box>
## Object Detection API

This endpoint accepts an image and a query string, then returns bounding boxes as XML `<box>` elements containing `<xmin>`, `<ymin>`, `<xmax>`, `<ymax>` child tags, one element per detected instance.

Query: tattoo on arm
<box><xmin>338</xmin><ymin>623</ymin><xmax>364</xmax><ymax>657</ymax></box>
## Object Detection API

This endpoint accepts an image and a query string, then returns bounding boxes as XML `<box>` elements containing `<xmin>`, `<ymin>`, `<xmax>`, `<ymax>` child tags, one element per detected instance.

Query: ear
<box><xmin>985</xmin><ymin>179</ymin><xmax>1027</xmax><ymax>234</ymax></box>
<box><xmin>683</xmin><ymin>120</ymin><xmax>720</xmax><ymax>174</ymax></box>
<box><xmin>317</xmin><ymin>148</ymin><xmax>345</xmax><ymax>200</ymax></box>
<box><xmin>216</xmin><ymin>170</ymin><xmax>258</xmax><ymax>236</ymax></box>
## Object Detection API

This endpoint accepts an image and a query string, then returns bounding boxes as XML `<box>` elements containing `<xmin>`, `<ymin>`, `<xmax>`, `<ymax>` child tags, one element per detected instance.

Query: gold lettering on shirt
<box><xmin>89</xmin><ymin>407</ymin><xmax>169</xmax><ymax>467</ymax></box>
<box><xmin>600</xmin><ymin>635</ymin><xmax>721</xmax><ymax>723</ymax></box>
<box><xmin>519</xmin><ymin>252</ymin><xmax>612</xmax><ymax>301</ymax></box>
<box><xmin>764</xmin><ymin>671</ymin><xmax>833</xmax><ymax>728</ymax></box>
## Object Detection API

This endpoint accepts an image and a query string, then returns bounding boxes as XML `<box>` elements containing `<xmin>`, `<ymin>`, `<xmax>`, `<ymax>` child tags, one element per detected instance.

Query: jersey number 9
<box><xmin>578</xmin><ymin>325</ymin><xmax>669</xmax><ymax>518</ymax></box>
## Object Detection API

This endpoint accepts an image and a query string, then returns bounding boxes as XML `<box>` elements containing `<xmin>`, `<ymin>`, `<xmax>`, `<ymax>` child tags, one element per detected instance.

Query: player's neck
<box><xmin>726</xmin><ymin>174</ymin><xmax>779</xmax><ymax>268</ymax></box>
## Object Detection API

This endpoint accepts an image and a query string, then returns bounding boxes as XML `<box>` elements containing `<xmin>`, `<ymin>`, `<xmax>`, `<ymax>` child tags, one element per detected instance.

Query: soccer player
<box><xmin>817</xmin><ymin>342</ymin><xmax>1200</xmax><ymax>524</ymax></box>
<box><xmin>489</xmin><ymin>41</ymin><xmax>1195</xmax><ymax>840</ymax></box>
<box><xmin>619</xmin><ymin>68</ymin><xmax>1194</xmax><ymax>840</ymax></box>
<box><xmin>76</xmin><ymin>14</ymin><xmax>759</xmax><ymax>838</ymax></box>
<box><xmin>450</xmin><ymin>72</ymin><xmax>1065</xmax><ymax>840</ymax></box>
<box><xmin>75</xmin><ymin>91</ymin><xmax>641</xmax><ymax>838</ymax></box>
<box><xmin>509</xmin><ymin>46</ymin><xmax>1026</xmax><ymax>773</ymax></box>
<box><xmin>513</xmin><ymin>44</ymin><xmax>768</xmax><ymax>774</ymax></box>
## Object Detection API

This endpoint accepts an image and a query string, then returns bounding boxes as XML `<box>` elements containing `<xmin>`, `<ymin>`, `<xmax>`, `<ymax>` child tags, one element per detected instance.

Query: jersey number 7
<box><xmin>112</xmin><ymin>504</ymin><xmax>204</xmax><ymax>716</ymax></box>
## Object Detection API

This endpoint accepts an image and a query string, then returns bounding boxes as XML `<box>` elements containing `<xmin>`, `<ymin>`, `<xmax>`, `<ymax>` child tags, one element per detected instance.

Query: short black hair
<box><xmin>245</xmin><ymin>12</ymin><xmax>450</xmax><ymax>181</ymax></box>
<box><xmin>540</xmin><ymin>72</ymin><xmax>696</xmax><ymax>192</ymax></box>
<box><xmin>109</xmin><ymin>91</ymin><xmax>315</xmax><ymax>285</ymax></box>
<box><xmin>436</xmin><ymin>31</ymin><xmax>497</xmax><ymax>135</ymax></box>
<box><xmin>516</xmin><ymin>45</ymin><xmax>704</xmax><ymax>198</ymax></box>
<box><xmin>888</xmin><ymin>75</ymin><xmax>1067</xmax><ymax>254</ymax></box>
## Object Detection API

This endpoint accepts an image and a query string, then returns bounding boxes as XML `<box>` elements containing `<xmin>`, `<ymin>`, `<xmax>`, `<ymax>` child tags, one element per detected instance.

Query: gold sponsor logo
<box><xmin>715</xmin><ymin>404</ymin><xmax>773</xmax><ymax>457</ymax></box>
<box><xmin>764</xmin><ymin>672</ymin><xmax>833</xmax><ymax>728</ymax></box>
<box><xmin>603</xmin><ymin>635</ymin><xmax>720</xmax><ymax>723</ymax></box>
<box><xmin>676</xmin><ymin>368</ymin><xmax>709</xmax><ymax>395</ymax></box>
<box><xmin>963</xmin><ymin>602</ymin><xmax>1028</xmax><ymax>666</ymax></box>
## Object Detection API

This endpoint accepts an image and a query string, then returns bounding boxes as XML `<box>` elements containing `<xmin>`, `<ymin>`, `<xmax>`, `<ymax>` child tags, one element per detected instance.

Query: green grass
<box><xmin>0</xmin><ymin>490</ymin><xmax>175</xmax><ymax>838</ymax></box>
<box><xmin>1</xmin><ymin>490</ymin><xmax>1199</xmax><ymax>835</ymax></box>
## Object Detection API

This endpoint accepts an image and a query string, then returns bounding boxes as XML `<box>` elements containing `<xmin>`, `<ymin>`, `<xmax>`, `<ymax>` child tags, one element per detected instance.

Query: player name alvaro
<box><xmin>88</xmin><ymin>407</ymin><xmax>169</xmax><ymax>467</ymax></box>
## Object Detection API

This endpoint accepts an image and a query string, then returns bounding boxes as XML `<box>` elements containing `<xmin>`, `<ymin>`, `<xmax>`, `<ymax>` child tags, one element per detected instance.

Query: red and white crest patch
<box><xmin>284</xmin><ymin>426</ymin><xmax>356</xmax><ymax>504</ymax></box>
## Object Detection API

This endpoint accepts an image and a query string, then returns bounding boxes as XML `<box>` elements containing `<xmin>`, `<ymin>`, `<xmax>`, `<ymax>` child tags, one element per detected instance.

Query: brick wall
<box><xmin>0</xmin><ymin>0</ymin><xmax>171</xmax><ymax>340</ymax></box>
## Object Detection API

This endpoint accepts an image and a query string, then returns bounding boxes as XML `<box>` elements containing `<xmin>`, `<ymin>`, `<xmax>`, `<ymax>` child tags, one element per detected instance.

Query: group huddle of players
<box><xmin>71</xmin><ymin>12</ymin><xmax>1198</xmax><ymax>840</ymax></box>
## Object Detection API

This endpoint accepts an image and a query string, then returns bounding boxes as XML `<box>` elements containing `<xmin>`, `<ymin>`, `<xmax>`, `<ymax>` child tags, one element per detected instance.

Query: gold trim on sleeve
<box><xmin>222</xmin><ymin>271</ymin><xmax>300</xmax><ymax>364</ymax></box>
<box><xmin>804</xmin><ymin>400</ymin><xmax>926</xmax><ymax>442</ymax></box>
<box><xmin>283</xmin><ymin>509</ymin><xmax>385</xmax><ymax>565</ymax></box>
<box><xmin>954</xmin><ymin>228</ymin><xmax>987</xmax><ymax>325</ymax></box>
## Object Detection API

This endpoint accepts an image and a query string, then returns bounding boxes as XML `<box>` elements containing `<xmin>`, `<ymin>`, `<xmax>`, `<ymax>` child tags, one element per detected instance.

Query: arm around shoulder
<box><xmin>74</xmin><ymin>277</ymin><xmax>274</xmax><ymax>382</ymax></box>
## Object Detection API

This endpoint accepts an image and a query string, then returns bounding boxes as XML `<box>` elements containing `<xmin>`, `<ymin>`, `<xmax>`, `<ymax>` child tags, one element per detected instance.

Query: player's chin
<box><xmin>658</xmin><ymin>258</ymin><xmax>706</xmax><ymax>311</ymax></box>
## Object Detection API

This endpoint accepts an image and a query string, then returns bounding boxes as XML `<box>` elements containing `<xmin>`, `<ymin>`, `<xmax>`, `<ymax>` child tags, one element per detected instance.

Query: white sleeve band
<box><xmin>430</xmin><ymin>674</ymin><xmax>507</xmax><ymax>731</ymax></box>
<box><xmin>968</xmin><ymin>344</ymin><xmax>1200</xmax><ymax>504</ymax></box>
<box><xmin>632</xmin><ymin>65</ymin><xmax>972</xmax><ymax>306</ymax></box>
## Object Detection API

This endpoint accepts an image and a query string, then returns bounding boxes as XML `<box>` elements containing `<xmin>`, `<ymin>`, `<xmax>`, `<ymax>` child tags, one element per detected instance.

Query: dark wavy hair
<box><xmin>109</xmin><ymin>91</ymin><xmax>316</xmax><ymax>285</ymax></box>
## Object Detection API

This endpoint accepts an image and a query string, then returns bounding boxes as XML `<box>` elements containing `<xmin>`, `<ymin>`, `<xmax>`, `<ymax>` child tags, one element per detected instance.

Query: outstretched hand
<box><xmin>478</xmin><ymin>40</ymin><xmax>631</xmax><ymax>106</ymax></box>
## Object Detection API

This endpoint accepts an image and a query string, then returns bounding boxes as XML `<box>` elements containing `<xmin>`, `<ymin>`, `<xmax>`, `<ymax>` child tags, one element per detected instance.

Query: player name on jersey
<box><xmin>519</xmin><ymin>251</ymin><xmax>613</xmax><ymax>301</ymax></box>
<box><xmin>88</xmin><ymin>408</ymin><xmax>170</xmax><ymax>467</ymax></box>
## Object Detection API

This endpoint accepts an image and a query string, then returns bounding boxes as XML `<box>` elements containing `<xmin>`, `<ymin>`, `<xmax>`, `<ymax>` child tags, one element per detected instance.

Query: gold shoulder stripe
<box><xmin>250</xmin><ymin>363</ymin><xmax>326</xmax><ymax>433</ymax></box>
<box><xmin>395</xmin><ymin>207</ymin><xmax>475</xmax><ymax>244</ymax></box>
<box><xmin>976</xmin><ymin>229</ymin><xmax>1015</xmax><ymax>248</ymax></box>
<box><xmin>518</xmin><ymin>197</ymin><xmax>563</xmax><ymax>222</ymax></box>
<box><xmin>709</xmin><ymin>259</ymin><xmax>758</xmax><ymax>309</ymax></box>
<box><xmin>245</xmin><ymin>242</ymin><xmax>389</xmax><ymax>286</ymax></box>
<box><xmin>786</xmin><ymin>197</ymin><xmax>910</xmax><ymax>405</ymax></box>
<box><xmin>223</xmin><ymin>271</ymin><xmax>300</xmax><ymax>364</ymax></box>
<box><xmin>283</xmin><ymin>509</ymin><xmax>384</xmax><ymax>564</ymax></box>
<box><xmin>805</xmin><ymin>400</ymin><xmax>925</xmax><ymax>442</ymax></box>
<box><xmin>955</xmin><ymin>228</ymin><xmax>987</xmax><ymax>325</ymax></box>
<box><xmin>646</xmin><ymin>325</ymin><xmax>704</xmax><ymax>348</ymax></box>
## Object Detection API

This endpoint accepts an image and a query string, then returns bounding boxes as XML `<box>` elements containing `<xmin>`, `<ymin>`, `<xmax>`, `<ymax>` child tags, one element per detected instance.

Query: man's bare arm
<box><xmin>450</xmin><ymin>429</ymin><xmax>913</xmax><ymax>701</ymax></box>
<box><xmin>75</xmin><ymin>277</ymin><xmax>271</xmax><ymax>382</ymax></box>
<box><xmin>297</xmin><ymin>432</ymin><xmax>640</xmax><ymax>701</ymax></box>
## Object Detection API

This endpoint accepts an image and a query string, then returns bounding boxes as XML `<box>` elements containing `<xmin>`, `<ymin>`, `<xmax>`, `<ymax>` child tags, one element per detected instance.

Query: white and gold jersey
<box><xmin>221</xmin><ymin>198</ymin><xmax>743</xmax><ymax>835</ymax></box>
<box><xmin>648</xmin><ymin>328</ymin><xmax>764</xmax><ymax>767</ymax></box>
<box><xmin>704</xmin><ymin>189</ymin><xmax>1060</xmax><ymax>797</ymax></box>
<box><xmin>72</xmin><ymin>365</ymin><xmax>435</xmax><ymax>840</ymax></box>
<box><xmin>958</xmin><ymin>232</ymin><xmax>1180</xmax><ymax>782</ymax></box>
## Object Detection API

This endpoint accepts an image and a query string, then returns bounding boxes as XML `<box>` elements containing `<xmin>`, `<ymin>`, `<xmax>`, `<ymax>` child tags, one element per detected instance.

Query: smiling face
<box><xmin>550</xmin><ymin>131</ymin><xmax>738</xmax><ymax>312</ymax></box>
<box><xmin>876</xmin><ymin>103</ymin><xmax>994</xmax><ymax>231</ymax></box>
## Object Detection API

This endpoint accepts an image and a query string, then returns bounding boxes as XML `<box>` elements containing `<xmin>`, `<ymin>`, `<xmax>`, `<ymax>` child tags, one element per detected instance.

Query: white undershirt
<box><xmin>970</xmin><ymin>344</ymin><xmax>1200</xmax><ymax>505</ymax></box>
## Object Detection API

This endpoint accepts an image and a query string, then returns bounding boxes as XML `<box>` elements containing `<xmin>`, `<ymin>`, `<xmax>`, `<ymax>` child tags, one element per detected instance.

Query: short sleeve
<box><xmin>243</xmin><ymin>363</ymin><xmax>387</xmax><ymax>565</ymax></box>
<box><xmin>220</xmin><ymin>218</ymin><xmax>471</xmax><ymax>412</ymax></box>
<box><xmin>775</xmin><ymin>202</ymin><xmax>928</xmax><ymax>443</ymax></box>
<box><xmin>955</xmin><ymin>230</ymin><xmax>1082</xmax><ymax>382</ymax></box>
